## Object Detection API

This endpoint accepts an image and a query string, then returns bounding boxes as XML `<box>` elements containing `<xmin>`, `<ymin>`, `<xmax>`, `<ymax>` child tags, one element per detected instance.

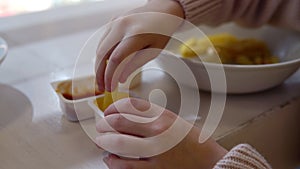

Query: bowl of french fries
<box><xmin>163</xmin><ymin>24</ymin><xmax>300</xmax><ymax>94</ymax></box>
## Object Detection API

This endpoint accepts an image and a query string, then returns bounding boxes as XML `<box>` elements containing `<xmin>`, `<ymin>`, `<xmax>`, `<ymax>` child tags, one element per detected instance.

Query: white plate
<box><xmin>0</xmin><ymin>84</ymin><xmax>33</xmax><ymax>128</ymax></box>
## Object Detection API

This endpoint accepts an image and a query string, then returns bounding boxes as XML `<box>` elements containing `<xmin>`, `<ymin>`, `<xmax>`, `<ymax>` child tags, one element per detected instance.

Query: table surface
<box><xmin>1</xmin><ymin>1</ymin><xmax>300</xmax><ymax>169</ymax></box>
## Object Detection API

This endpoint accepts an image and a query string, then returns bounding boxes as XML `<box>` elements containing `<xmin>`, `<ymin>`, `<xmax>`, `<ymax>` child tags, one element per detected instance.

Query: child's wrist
<box><xmin>146</xmin><ymin>0</ymin><xmax>185</xmax><ymax>19</ymax></box>
<box><xmin>189</xmin><ymin>127</ymin><xmax>228</xmax><ymax>168</ymax></box>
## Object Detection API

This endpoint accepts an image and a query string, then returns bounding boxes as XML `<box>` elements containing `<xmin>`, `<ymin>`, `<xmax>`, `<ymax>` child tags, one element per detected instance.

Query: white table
<box><xmin>0</xmin><ymin>1</ymin><xmax>299</xmax><ymax>168</ymax></box>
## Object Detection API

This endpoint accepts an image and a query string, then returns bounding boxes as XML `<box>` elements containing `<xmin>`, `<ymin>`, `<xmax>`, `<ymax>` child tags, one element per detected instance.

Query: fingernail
<box><xmin>119</xmin><ymin>75</ymin><xmax>127</xmax><ymax>83</ymax></box>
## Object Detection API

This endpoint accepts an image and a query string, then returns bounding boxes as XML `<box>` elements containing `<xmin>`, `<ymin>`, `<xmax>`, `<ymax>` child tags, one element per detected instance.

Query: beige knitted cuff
<box><xmin>214</xmin><ymin>144</ymin><xmax>272</xmax><ymax>169</ymax></box>
<box><xmin>173</xmin><ymin>0</ymin><xmax>223</xmax><ymax>26</ymax></box>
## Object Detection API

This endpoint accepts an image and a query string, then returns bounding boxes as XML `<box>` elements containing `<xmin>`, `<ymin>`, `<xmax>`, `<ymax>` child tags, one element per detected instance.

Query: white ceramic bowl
<box><xmin>162</xmin><ymin>24</ymin><xmax>300</xmax><ymax>94</ymax></box>
<box><xmin>0</xmin><ymin>37</ymin><xmax>8</xmax><ymax>65</ymax></box>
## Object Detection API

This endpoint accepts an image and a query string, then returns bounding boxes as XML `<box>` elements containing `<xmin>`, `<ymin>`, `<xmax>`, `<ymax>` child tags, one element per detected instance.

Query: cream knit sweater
<box><xmin>176</xmin><ymin>0</ymin><xmax>300</xmax><ymax>30</ymax></box>
<box><xmin>214</xmin><ymin>144</ymin><xmax>272</xmax><ymax>169</ymax></box>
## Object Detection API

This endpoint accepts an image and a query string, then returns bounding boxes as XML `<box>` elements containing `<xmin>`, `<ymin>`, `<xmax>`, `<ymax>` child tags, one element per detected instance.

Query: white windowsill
<box><xmin>0</xmin><ymin>0</ymin><xmax>146</xmax><ymax>46</ymax></box>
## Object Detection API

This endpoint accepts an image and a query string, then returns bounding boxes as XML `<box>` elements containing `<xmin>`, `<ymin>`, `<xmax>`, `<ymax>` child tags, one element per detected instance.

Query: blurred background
<box><xmin>0</xmin><ymin>0</ymin><xmax>103</xmax><ymax>17</ymax></box>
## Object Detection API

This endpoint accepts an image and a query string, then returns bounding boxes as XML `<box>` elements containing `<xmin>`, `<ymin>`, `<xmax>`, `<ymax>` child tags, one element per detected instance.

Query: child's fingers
<box><xmin>96</xmin><ymin>132</ymin><xmax>151</xmax><ymax>157</ymax></box>
<box><xmin>96</xmin><ymin>116</ymin><xmax>191</xmax><ymax>158</ymax></box>
<box><xmin>95</xmin><ymin>26</ymin><xmax>123</xmax><ymax>91</ymax></box>
<box><xmin>118</xmin><ymin>34</ymin><xmax>170</xmax><ymax>83</ymax></box>
<box><xmin>96</xmin><ymin>113</ymin><xmax>159</xmax><ymax>137</ymax></box>
<box><xmin>95</xmin><ymin>45</ymin><xmax>115</xmax><ymax>92</ymax></box>
<box><xmin>104</xmin><ymin>98</ymin><xmax>163</xmax><ymax>118</ymax></box>
<box><xmin>104</xmin><ymin>34</ymin><xmax>149</xmax><ymax>91</ymax></box>
<box><xmin>119</xmin><ymin>47</ymin><xmax>161</xmax><ymax>83</ymax></box>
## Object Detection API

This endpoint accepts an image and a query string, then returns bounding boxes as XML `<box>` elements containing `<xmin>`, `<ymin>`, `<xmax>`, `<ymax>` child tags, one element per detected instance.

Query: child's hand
<box><xmin>95</xmin><ymin>0</ymin><xmax>184</xmax><ymax>92</ymax></box>
<box><xmin>96</xmin><ymin>98</ymin><xmax>227</xmax><ymax>169</ymax></box>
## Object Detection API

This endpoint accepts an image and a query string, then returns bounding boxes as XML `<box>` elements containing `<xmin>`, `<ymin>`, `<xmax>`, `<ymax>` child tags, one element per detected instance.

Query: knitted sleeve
<box><xmin>174</xmin><ymin>0</ymin><xmax>300</xmax><ymax>30</ymax></box>
<box><xmin>213</xmin><ymin>144</ymin><xmax>272</xmax><ymax>169</ymax></box>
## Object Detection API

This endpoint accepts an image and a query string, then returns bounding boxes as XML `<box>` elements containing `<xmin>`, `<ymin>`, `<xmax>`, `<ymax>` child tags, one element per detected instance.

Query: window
<box><xmin>0</xmin><ymin>0</ymin><xmax>103</xmax><ymax>18</ymax></box>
